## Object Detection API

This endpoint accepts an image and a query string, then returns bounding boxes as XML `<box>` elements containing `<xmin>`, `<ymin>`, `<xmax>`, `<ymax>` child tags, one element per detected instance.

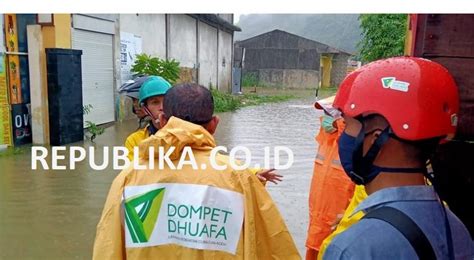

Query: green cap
<box><xmin>139</xmin><ymin>76</ymin><xmax>172</xmax><ymax>104</ymax></box>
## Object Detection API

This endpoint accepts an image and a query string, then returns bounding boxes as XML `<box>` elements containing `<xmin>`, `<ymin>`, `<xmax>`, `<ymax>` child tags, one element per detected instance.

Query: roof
<box><xmin>189</xmin><ymin>14</ymin><xmax>241</xmax><ymax>33</ymax></box>
<box><xmin>236</xmin><ymin>29</ymin><xmax>352</xmax><ymax>55</ymax></box>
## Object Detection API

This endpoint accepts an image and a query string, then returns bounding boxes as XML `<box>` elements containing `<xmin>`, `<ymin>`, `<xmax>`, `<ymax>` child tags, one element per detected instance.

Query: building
<box><xmin>0</xmin><ymin>13</ymin><xmax>240</xmax><ymax>147</ymax></box>
<box><xmin>234</xmin><ymin>29</ymin><xmax>352</xmax><ymax>89</ymax></box>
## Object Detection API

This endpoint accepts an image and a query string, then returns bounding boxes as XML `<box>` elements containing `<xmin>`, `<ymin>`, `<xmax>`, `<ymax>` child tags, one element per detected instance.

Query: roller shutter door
<box><xmin>72</xmin><ymin>29</ymin><xmax>114</xmax><ymax>125</ymax></box>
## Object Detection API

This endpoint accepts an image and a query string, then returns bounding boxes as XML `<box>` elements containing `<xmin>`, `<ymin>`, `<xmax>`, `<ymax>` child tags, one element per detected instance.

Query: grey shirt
<box><xmin>323</xmin><ymin>186</ymin><xmax>473</xmax><ymax>259</ymax></box>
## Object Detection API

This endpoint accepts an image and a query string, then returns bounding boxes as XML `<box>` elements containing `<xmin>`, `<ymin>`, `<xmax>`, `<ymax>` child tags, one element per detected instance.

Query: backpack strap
<box><xmin>363</xmin><ymin>206</ymin><xmax>436</xmax><ymax>260</ymax></box>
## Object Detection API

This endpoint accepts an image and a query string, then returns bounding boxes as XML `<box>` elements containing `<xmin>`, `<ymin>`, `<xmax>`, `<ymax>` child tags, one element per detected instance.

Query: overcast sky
<box><xmin>234</xmin><ymin>13</ymin><xmax>243</xmax><ymax>24</ymax></box>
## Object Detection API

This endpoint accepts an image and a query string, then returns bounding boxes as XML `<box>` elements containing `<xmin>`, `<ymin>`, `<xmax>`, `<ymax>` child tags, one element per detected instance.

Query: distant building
<box><xmin>234</xmin><ymin>29</ymin><xmax>352</xmax><ymax>89</ymax></box>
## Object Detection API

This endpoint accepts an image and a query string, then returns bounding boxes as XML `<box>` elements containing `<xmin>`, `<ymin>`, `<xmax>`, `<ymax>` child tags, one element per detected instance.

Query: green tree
<box><xmin>358</xmin><ymin>14</ymin><xmax>408</xmax><ymax>62</ymax></box>
<box><xmin>131</xmin><ymin>54</ymin><xmax>181</xmax><ymax>84</ymax></box>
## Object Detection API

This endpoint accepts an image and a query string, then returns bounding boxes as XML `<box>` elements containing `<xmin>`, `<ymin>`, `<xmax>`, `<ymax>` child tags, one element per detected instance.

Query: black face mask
<box><xmin>338</xmin><ymin>119</ymin><xmax>427</xmax><ymax>185</ymax></box>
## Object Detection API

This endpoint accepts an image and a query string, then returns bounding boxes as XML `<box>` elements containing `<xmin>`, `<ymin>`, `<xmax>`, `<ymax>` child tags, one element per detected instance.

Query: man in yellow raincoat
<box><xmin>125</xmin><ymin>76</ymin><xmax>171</xmax><ymax>161</ymax></box>
<box><xmin>93</xmin><ymin>83</ymin><xmax>299</xmax><ymax>259</ymax></box>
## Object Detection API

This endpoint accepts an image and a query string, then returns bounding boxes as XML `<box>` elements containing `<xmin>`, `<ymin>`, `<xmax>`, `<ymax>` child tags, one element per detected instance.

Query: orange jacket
<box><xmin>306</xmin><ymin>117</ymin><xmax>355</xmax><ymax>251</ymax></box>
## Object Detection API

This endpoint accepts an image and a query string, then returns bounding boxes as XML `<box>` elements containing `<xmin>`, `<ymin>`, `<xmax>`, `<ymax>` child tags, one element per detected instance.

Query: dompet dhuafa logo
<box><xmin>124</xmin><ymin>188</ymin><xmax>166</xmax><ymax>243</ymax></box>
<box><xmin>123</xmin><ymin>183</ymin><xmax>244</xmax><ymax>255</ymax></box>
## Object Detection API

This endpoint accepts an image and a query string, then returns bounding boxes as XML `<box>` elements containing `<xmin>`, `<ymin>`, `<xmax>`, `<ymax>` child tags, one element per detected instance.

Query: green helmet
<box><xmin>138</xmin><ymin>76</ymin><xmax>172</xmax><ymax>104</ymax></box>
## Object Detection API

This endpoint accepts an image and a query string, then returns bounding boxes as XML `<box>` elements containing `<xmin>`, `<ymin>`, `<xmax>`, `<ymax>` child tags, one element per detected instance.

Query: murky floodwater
<box><xmin>0</xmin><ymin>97</ymin><xmax>321</xmax><ymax>259</ymax></box>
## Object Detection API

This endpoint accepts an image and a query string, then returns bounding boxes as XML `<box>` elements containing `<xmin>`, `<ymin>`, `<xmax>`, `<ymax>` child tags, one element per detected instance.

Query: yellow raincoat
<box><xmin>93</xmin><ymin>117</ymin><xmax>300</xmax><ymax>259</ymax></box>
<box><xmin>317</xmin><ymin>185</ymin><xmax>367</xmax><ymax>259</ymax></box>
<box><xmin>124</xmin><ymin>126</ymin><xmax>261</xmax><ymax>175</ymax></box>
<box><xmin>125</xmin><ymin>127</ymin><xmax>150</xmax><ymax>161</ymax></box>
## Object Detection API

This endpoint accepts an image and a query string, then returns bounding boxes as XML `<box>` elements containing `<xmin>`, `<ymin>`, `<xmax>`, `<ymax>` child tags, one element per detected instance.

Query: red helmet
<box><xmin>333</xmin><ymin>57</ymin><xmax>459</xmax><ymax>141</ymax></box>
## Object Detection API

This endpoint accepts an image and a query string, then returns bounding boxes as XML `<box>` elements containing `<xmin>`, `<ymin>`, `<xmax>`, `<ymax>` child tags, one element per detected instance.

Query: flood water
<box><xmin>0</xmin><ymin>97</ymin><xmax>321</xmax><ymax>259</ymax></box>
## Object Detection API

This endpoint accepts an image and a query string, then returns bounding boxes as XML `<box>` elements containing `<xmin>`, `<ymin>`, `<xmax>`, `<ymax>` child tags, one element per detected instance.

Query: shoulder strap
<box><xmin>363</xmin><ymin>206</ymin><xmax>436</xmax><ymax>260</ymax></box>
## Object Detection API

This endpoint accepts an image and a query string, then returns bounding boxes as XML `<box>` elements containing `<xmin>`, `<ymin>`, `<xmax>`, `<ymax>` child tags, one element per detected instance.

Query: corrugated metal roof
<box><xmin>236</xmin><ymin>29</ymin><xmax>352</xmax><ymax>55</ymax></box>
<box><xmin>189</xmin><ymin>14</ymin><xmax>241</xmax><ymax>33</ymax></box>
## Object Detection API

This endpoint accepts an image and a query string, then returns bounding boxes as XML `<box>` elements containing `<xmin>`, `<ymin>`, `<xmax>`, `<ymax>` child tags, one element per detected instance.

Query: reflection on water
<box><xmin>0</xmin><ymin>97</ymin><xmax>321</xmax><ymax>258</ymax></box>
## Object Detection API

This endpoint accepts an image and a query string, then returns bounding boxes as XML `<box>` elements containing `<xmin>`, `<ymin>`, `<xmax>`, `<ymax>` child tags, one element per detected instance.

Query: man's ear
<box><xmin>159</xmin><ymin>113</ymin><xmax>168</xmax><ymax>129</ymax></box>
<box><xmin>205</xmin><ymin>116</ymin><xmax>219</xmax><ymax>135</ymax></box>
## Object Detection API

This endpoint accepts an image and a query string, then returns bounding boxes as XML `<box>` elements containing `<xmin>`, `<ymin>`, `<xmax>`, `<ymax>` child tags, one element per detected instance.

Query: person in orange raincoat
<box><xmin>305</xmin><ymin>96</ymin><xmax>355</xmax><ymax>259</ymax></box>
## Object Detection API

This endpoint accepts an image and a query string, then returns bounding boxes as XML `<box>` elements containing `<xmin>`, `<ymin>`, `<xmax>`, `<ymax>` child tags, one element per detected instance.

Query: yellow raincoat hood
<box><xmin>93</xmin><ymin>117</ymin><xmax>300</xmax><ymax>259</ymax></box>
<box><xmin>138</xmin><ymin>116</ymin><xmax>216</xmax><ymax>161</ymax></box>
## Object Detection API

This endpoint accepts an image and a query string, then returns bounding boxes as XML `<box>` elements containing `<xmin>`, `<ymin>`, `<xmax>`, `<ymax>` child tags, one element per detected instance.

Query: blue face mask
<box><xmin>338</xmin><ymin>131</ymin><xmax>356</xmax><ymax>175</ymax></box>
<box><xmin>322</xmin><ymin>115</ymin><xmax>337</xmax><ymax>133</ymax></box>
<box><xmin>338</xmin><ymin>129</ymin><xmax>428</xmax><ymax>185</ymax></box>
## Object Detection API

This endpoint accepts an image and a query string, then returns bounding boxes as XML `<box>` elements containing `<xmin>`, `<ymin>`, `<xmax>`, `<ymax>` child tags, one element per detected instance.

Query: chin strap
<box><xmin>142</xmin><ymin>105</ymin><xmax>158</xmax><ymax>122</ymax></box>
<box><xmin>350</xmin><ymin>122</ymin><xmax>391</xmax><ymax>184</ymax></box>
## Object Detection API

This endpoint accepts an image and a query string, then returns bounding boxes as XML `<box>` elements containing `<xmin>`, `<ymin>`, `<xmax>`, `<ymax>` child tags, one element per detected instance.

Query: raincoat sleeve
<box><xmin>239</xmin><ymin>163</ymin><xmax>268</xmax><ymax>185</ymax></box>
<box><xmin>247</xmin><ymin>167</ymin><xmax>260</xmax><ymax>175</ymax></box>
<box><xmin>239</xmin><ymin>172</ymin><xmax>300</xmax><ymax>259</ymax></box>
<box><xmin>247</xmin><ymin>167</ymin><xmax>267</xmax><ymax>185</ymax></box>
<box><xmin>92</xmin><ymin>169</ymin><xmax>130</xmax><ymax>260</ymax></box>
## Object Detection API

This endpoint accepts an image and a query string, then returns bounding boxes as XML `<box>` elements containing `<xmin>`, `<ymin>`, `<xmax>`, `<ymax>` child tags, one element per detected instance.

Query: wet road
<box><xmin>0</xmin><ymin>97</ymin><xmax>321</xmax><ymax>258</ymax></box>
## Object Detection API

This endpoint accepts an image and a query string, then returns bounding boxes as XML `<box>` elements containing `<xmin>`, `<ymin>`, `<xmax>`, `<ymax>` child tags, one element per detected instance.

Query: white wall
<box><xmin>218</xmin><ymin>30</ymin><xmax>233</xmax><ymax>92</ymax></box>
<box><xmin>198</xmin><ymin>21</ymin><xmax>218</xmax><ymax>89</ymax></box>
<box><xmin>168</xmin><ymin>14</ymin><xmax>197</xmax><ymax>68</ymax></box>
<box><xmin>119</xmin><ymin>14</ymin><xmax>166</xmax><ymax>58</ymax></box>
